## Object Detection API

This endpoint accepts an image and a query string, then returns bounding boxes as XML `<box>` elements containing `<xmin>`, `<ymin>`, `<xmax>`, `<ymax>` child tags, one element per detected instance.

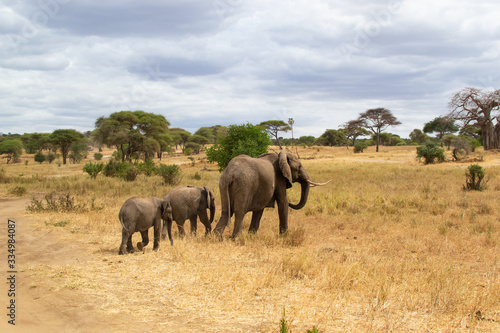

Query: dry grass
<box><xmin>1</xmin><ymin>145</ymin><xmax>499</xmax><ymax>332</ymax></box>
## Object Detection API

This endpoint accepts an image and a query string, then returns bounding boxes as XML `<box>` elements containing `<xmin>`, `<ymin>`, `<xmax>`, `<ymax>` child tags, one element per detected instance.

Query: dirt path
<box><xmin>0</xmin><ymin>198</ymin><xmax>126</xmax><ymax>333</ymax></box>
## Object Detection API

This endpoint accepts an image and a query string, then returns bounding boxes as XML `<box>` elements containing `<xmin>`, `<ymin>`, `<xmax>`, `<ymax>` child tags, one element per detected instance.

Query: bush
<box><xmin>83</xmin><ymin>161</ymin><xmax>105</xmax><ymax>179</ymax></box>
<box><xmin>156</xmin><ymin>164</ymin><xmax>182</xmax><ymax>185</ymax></box>
<box><xmin>103</xmin><ymin>160</ymin><xmax>123</xmax><ymax>177</ymax></box>
<box><xmin>206</xmin><ymin>123</ymin><xmax>271</xmax><ymax>171</ymax></box>
<box><xmin>94</xmin><ymin>153</ymin><xmax>103</xmax><ymax>161</ymax></box>
<box><xmin>103</xmin><ymin>160</ymin><xmax>139</xmax><ymax>181</ymax></box>
<box><xmin>34</xmin><ymin>152</ymin><xmax>46</xmax><ymax>164</ymax></box>
<box><xmin>137</xmin><ymin>159</ymin><xmax>156</xmax><ymax>176</ymax></box>
<box><xmin>121</xmin><ymin>163</ymin><xmax>139</xmax><ymax>181</ymax></box>
<box><xmin>416</xmin><ymin>142</ymin><xmax>445</xmax><ymax>164</ymax></box>
<box><xmin>9</xmin><ymin>186</ymin><xmax>27</xmax><ymax>196</ymax></box>
<box><xmin>353</xmin><ymin>142</ymin><xmax>368</xmax><ymax>153</ymax></box>
<box><xmin>46</xmin><ymin>153</ymin><xmax>57</xmax><ymax>163</ymax></box>
<box><xmin>463</xmin><ymin>164</ymin><xmax>487</xmax><ymax>191</ymax></box>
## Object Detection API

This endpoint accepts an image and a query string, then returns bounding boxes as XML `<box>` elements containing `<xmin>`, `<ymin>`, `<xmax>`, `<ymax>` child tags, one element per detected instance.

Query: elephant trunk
<box><xmin>289</xmin><ymin>181</ymin><xmax>310</xmax><ymax>210</ymax></box>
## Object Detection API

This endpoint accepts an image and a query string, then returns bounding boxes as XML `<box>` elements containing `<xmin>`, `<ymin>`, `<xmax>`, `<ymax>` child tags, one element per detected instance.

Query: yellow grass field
<box><xmin>1</xmin><ymin>146</ymin><xmax>499</xmax><ymax>332</ymax></box>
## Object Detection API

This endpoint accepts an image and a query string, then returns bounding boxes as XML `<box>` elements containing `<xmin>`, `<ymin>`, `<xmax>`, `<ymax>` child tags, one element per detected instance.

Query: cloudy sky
<box><xmin>1</xmin><ymin>0</ymin><xmax>499</xmax><ymax>138</ymax></box>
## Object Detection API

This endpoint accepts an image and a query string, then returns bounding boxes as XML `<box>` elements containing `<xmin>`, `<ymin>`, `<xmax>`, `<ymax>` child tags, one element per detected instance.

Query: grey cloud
<box><xmin>45</xmin><ymin>1</ymin><xmax>223</xmax><ymax>38</ymax></box>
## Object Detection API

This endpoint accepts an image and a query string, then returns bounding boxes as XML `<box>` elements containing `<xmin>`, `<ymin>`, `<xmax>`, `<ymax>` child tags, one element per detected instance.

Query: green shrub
<box><xmin>103</xmin><ymin>160</ymin><xmax>138</xmax><ymax>181</ymax></box>
<box><xmin>156</xmin><ymin>164</ymin><xmax>182</xmax><ymax>185</ymax></box>
<box><xmin>121</xmin><ymin>163</ymin><xmax>139</xmax><ymax>181</ymax></box>
<box><xmin>416</xmin><ymin>142</ymin><xmax>445</xmax><ymax>164</ymax></box>
<box><xmin>138</xmin><ymin>158</ymin><xmax>157</xmax><ymax>176</ymax></box>
<box><xmin>34</xmin><ymin>152</ymin><xmax>46</xmax><ymax>164</ymax></box>
<box><xmin>94</xmin><ymin>152</ymin><xmax>103</xmax><ymax>161</ymax></box>
<box><xmin>46</xmin><ymin>153</ymin><xmax>57</xmax><ymax>163</ymax></box>
<box><xmin>206</xmin><ymin>123</ymin><xmax>271</xmax><ymax>171</ymax></box>
<box><xmin>103</xmin><ymin>160</ymin><xmax>123</xmax><ymax>177</ymax></box>
<box><xmin>353</xmin><ymin>142</ymin><xmax>368</xmax><ymax>153</ymax></box>
<box><xmin>83</xmin><ymin>161</ymin><xmax>105</xmax><ymax>179</ymax></box>
<box><xmin>464</xmin><ymin>164</ymin><xmax>487</xmax><ymax>191</ymax></box>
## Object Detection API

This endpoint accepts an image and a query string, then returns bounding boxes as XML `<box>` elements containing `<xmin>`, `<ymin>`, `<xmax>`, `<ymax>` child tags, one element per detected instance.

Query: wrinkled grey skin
<box><xmin>162</xmin><ymin>186</ymin><xmax>215</xmax><ymax>238</ymax></box>
<box><xmin>118</xmin><ymin>197</ymin><xmax>173</xmax><ymax>255</ymax></box>
<box><xmin>214</xmin><ymin>150</ymin><xmax>327</xmax><ymax>238</ymax></box>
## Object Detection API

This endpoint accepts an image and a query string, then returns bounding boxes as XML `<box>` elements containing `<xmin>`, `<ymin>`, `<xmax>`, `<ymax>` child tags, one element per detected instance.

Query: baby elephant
<box><xmin>118</xmin><ymin>197</ymin><xmax>173</xmax><ymax>255</ymax></box>
<box><xmin>162</xmin><ymin>186</ymin><xmax>215</xmax><ymax>238</ymax></box>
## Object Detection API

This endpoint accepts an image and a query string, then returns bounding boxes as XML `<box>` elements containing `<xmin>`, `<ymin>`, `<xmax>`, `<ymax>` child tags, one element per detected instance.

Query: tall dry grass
<box><xmin>1</xmin><ymin>146</ymin><xmax>499</xmax><ymax>332</ymax></box>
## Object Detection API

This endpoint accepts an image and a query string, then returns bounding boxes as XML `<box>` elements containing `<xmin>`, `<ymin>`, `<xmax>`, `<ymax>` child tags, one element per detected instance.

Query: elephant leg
<box><xmin>249</xmin><ymin>209</ymin><xmax>264</xmax><ymax>234</ymax></box>
<box><xmin>119</xmin><ymin>228</ymin><xmax>130</xmax><ymax>255</ymax></box>
<box><xmin>177</xmin><ymin>221</ymin><xmax>186</xmax><ymax>238</ymax></box>
<box><xmin>137</xmin><ymin>230</ymin><xmax>149</xmax><ymax>252</ymax></box>
<box><xmin>189</xmin><ymin>216</ymin><xmax>198</xmax><ymax>236</ymax></box>
<box><xmin>214</xmin><ymin>208</ymin><xmax>230</xmax><ymax>236</ymax></box>
<box><xmin>153</xmin><ymin>221</ymin><xmax>161</xmax><ymax>251</ymax></box>
<box><xmin>127</xmin><ymin>234</ymin><xmax>135</xmax><ymax>253</ymax></box>
<box><xmin>198</xmin><ymin>210</ymin><xmax>211</xmax><ymax>235</ymax></box>
<box><xmin>231</xmin><ymin>211</ymin><xmax>246</xmax><ymax>238</ymax></box>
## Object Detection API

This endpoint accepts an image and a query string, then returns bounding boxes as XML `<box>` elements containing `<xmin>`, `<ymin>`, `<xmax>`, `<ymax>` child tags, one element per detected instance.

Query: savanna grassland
<box><xmin>1</xmin><ymin>146</ymin><xmax>499</xmax><ymax>332</ymax></box>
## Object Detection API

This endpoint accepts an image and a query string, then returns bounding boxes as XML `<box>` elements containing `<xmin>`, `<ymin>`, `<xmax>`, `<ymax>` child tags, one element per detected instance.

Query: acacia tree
<box><xmin>93</xmin><ymin>111</ymin><xmax>171</xmax><ymax>160</ymax></box>
<box><xmin>409</xmin><ymin>129</ymin><xmax>428</xmax><ymax>144</ymax></box>
<box><xmin>316</xmin><ymin>129</ymin><xmax>347</xmax><ymax>146</ymax></box>
<box><xmin>448</xmin><ymin>87</ymin><xmax>500</xmax><ymax>150</ymax></box>
<box><xmin>259</xmin><ymin>120</ymin><xmax>292</xmax><ymax>149</ymax></box>
<box><xmin>50</xmin><ymin>129</ymin><xmax>85</xmax><ymax>165</ymax></box>
<box><xmin>340</xmin><ymin>120</ymin><xmax>370</xmax><ymax>148</ymax></box>
<box><xmin>423</xmin><ymin>117</ymin><xmax>459</xmax><ymax>140</ymax></box>
<box><xmin>0</xmin><ymin>139</ymin><xmax>23</xmax><ymax>164</ymax></box>
<box><xmin>356</xmin><ymin>108</ymin><xmax>401</xmax><ymax>152</ymax></box>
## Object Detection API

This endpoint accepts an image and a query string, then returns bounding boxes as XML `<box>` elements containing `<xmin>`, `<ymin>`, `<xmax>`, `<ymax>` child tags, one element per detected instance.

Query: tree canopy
<box><xmin>259</xmin><ymin>120</ymin><xmax>292</xmax><ymax>149</ymax></box>
<box><xmin>356</xmin><ymin>108</ymin><xmax>401</xmax><ymax>152</ymax></box>
<box><xmin>340</xmin><ymin>120</ymin><xmax>370</xmax><ymax>148</ymax></box>
<box><xmin>93</xmin><ymin>110</ymin><xmax>171</xmax><ymax>160</ymax></box>
<box><xmin>423</xmin><ymin>117</ymin><xmax>459</xmax><ymax>139</ymax></box>
<box><xmin>206</xmin><ymin>123</ymin><xmax>271</xmax><ymax>171</ymax></box>
<box><xmin>0</xmin><ymin>139</ymin><xmax>23</xmax><ymax>164</ymax></box>
<box><xmin>316</xmin><ymin>129</ymin><xmax>347</xmax><ymax>146</ymax></box>
<box><xmin>50</xmin><ymin>129</ymin><xmax>85</xmax><ymax>165</ymax></box>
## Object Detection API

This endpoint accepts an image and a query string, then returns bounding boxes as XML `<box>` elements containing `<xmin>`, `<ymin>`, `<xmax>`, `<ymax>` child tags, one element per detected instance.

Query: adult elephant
<box><xmin>162</xmin><ymin>186</ymin><xmax>215</xmax><ymax>238</ymax></box>
<box><xmin>213</xmin><ymin>150</ymin><xmax>329</xmax><ymax>238</ymax></box>
<box><xmin>118</xmin><ymin>197</ymin><xmax>173</xmax><ymax>255</ymax></box>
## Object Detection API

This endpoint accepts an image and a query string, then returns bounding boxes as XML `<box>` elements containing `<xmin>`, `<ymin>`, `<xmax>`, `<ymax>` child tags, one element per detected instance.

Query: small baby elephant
<box><xmin>118</xmin><ymin>197</ymin><xmax>173</xmax><ymax>255</ymax></box>
<box><xmin>162</xmin><ymin>186</ymin><xmax>215</xmax><ymax>238</ymax></box>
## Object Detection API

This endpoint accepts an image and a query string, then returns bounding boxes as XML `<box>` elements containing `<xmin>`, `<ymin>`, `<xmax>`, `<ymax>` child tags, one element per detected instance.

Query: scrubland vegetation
<box><xmin>1</xmin><ymin>146</ymin><xmax>499</xmax><ymax>332</ymax></box>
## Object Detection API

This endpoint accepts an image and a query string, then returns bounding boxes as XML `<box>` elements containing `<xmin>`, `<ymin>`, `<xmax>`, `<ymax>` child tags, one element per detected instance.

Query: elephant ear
<box><xmin>279</xmin><ymin>150</ymin><xmax>293</xmax><ymax>189</ymax></box>
<box><xmin>204</xmin><ymin>186</ymin><xmax>211</xmax><ymax>207</ymax></box>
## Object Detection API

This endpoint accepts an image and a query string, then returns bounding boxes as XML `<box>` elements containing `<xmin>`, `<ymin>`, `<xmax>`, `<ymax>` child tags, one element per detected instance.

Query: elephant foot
<box><xmin>137</xmin><ymin>242</ymin><xmax>144</xmax><ymax>252</ymax></box>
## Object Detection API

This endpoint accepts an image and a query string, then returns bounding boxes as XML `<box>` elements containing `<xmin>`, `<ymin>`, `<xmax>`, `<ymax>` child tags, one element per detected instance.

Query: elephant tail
<box><xmin>119</xmin><ymin>216</ymin><xmax>130</xmax><ymax>233</ymax></box>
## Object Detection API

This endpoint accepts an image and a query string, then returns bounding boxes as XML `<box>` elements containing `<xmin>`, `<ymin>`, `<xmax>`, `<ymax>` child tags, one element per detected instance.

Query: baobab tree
<box><xmin>448</xmin><ymin>87</ymin><xmax>500</xmax><ymax>150</ymax></box>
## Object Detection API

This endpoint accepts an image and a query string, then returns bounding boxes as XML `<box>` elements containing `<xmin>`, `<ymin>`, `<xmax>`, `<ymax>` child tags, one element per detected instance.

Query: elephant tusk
<box><xmin>307</xmin><ymin>179</ymin><xmax>331</xmax><ymax>187</ymax></box>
